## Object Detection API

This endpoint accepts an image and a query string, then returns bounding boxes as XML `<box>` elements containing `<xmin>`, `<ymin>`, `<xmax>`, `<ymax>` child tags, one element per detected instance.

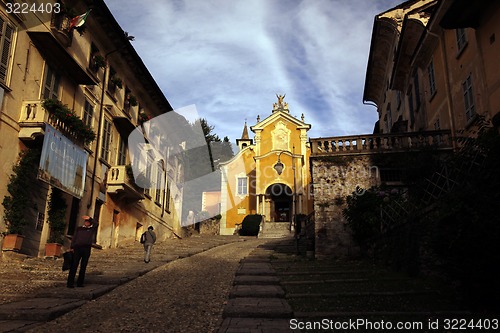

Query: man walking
<box><xmin>143</xmin><ymin>226</ymin><xmax>156</xmax><ymax>263</ymax></box>
<box><xmin>67</xmin><ymin>215</ymin><xmax>99</xmax><ymax>288</ymax></box>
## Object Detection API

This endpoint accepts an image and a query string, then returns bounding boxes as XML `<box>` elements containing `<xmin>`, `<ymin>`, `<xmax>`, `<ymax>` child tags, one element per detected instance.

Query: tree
<box><xmin>182</xmin><ymin>118</ymin><xmax>234</xmax><ymax>221</ymax></box>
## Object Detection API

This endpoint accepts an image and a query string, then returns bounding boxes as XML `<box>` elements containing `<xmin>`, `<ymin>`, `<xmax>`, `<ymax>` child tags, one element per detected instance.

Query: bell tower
<box><xmin>236</xmin><ymin>121</ymin><xmax>253</xmax><ymax>151</ymax></box>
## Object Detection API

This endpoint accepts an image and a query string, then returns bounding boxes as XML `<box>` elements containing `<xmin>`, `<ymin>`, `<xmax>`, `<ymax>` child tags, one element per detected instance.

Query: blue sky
<box><xmin>104</xmin><ymin>0</ymin><xmax>401</xmax><ymax>143</ymax></box>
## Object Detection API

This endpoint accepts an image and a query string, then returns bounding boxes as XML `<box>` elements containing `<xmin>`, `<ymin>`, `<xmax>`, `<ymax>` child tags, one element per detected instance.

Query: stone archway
<box><xmin>266</xmin><ymin>183</ymin><xmax>293</xmax><ymax>222</ymax></box>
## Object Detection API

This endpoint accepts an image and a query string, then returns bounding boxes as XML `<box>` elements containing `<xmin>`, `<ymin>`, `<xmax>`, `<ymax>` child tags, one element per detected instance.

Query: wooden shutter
<box><xmin>0</xmin><ymin>17</ymin><xmax>13</xmax><ymax>84</ymax></box>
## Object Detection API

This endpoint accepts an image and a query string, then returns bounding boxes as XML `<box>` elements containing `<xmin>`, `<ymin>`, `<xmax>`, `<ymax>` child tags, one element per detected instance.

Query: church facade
<box><xmin>219</xmin><ymin>95</ymin><xmax>314</xmax><ymax>235</ymax></box>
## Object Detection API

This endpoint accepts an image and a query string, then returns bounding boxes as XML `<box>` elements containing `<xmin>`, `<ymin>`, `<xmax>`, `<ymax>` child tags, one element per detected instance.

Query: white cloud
<box><xmin>104</xmin><ymin>0</ymin><xmax>401</xmax><ymax>140</ymax></box>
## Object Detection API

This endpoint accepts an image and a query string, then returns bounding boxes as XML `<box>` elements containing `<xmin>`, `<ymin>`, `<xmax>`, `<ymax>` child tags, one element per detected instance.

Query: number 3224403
<box><xmin>6</xmin><ymin>2</ymin><xmax>61</xmax><ymax>14</ymax></box>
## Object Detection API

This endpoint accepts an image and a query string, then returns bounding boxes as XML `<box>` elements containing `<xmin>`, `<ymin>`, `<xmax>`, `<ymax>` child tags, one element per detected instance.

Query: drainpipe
<box><xmin>87</xmin><ymin>40</ymin><xmax>134</xmax><ymax>211</ymax></box>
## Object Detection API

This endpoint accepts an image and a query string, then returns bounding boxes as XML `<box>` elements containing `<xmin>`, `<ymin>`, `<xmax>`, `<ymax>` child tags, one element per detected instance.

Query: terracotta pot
<box><xmin>45</xmin><ymin>243</ymin><xmax>62</xmax><ymax>258</ymax></box>
<box><xmin>1</xmin><ymin>234</ymin><xmax>25</xmax><ymax>252</ymax></box>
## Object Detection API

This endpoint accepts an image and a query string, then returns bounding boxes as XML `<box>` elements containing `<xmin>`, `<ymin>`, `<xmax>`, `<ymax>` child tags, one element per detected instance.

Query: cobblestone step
<box><xmin>0</xmin><ymin>298</ymin><xmax>87</xmax><ymax>321</ymax></box>
<box><xmin>233</xmin><ymin>275</ymin><xmax>280</xmax><ymax>285</ymax></box>
<box><xmin>223</xmin><ymin>297</ymin><xmax>293</xmax><ymax>318</ymax></box>
<box><xmin>220</xmin><ymin>244</ymin><xmax>296</xmax><ymax>332</ymax></box>
<box><xmin>229</xmin><ymin>285</ymin><xmax>285</xmax><ymax>298</ymax></box>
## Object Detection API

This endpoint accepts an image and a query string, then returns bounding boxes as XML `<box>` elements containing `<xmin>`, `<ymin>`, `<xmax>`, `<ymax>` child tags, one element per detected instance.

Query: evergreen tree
<box><xmin>182</xmin><ymin>118</ymin><xmax>234</xmax><ymax>222</ymax></box>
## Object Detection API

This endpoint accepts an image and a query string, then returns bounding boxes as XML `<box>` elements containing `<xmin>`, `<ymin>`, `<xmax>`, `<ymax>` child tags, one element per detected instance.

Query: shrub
<box><xmin>47</xmin><ymin>188</ymin><xmax>67</xmax><ymax>244</ymax></box>
<box><xmin>239</xmin><ymin>214</ymin><xmax>262</xmax><ymax>236</ymax></box>
<box><xmin>2</xmin><ymin>148</ymin><xmax>40</xmax><ymax>235</ymax></box>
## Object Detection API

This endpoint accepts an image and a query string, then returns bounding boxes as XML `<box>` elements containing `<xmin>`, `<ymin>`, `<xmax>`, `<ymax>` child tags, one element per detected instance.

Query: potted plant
<box><xmin>42</xmin><ymin>99</ymin><xmax>96</xmax><ymax>145</ymax></box>
<box><xmin>92</xmin><ymin>55</ymin><xmax>106</xmax><ymax>70</ymax></box>
<box><xmin>138</xmin><ymin>111</ymin><xmax>151</xmax><ymax>124</ymax></box>
<box><xmin>128</xmin><ymin>94</ymin><xmax>138</xmax><ymax>107</ymax></box>
<box><xmin>45</xmin><ymin>188</ymin><xmax>67</xmax><ymax>257</ymax></box>
<box><xmin>2</xmin><ymin>148</ymin><xmax>40</xmax><ymax>252</ymax></box>
<box><xmin>110</xmin><ymin>76</ymin><xmax>123</xmax><ymax>89</ymax></box>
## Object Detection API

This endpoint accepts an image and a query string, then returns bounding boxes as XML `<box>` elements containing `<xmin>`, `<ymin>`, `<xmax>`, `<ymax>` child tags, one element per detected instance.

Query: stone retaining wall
<box><xmin>311</xmin><ymin>155</ymin><xmax>380</xmax><ymax>258</ymax></box>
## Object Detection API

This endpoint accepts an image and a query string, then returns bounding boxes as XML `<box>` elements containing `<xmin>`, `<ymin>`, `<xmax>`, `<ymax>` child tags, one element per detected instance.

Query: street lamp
<box><xmin>273</xmin><ymin>154</ymin><xmax>285</xmax><ymax>175</ymax></box>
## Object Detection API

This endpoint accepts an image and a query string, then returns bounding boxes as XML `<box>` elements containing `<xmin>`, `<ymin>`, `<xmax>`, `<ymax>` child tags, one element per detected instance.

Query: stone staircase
<box><xmin>258</xmin><ymin>222</ymin><xmax>294</xmax><ymax>239</ymax></box>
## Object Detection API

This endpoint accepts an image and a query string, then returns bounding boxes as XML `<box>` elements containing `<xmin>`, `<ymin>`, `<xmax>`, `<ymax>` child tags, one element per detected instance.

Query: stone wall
<box><xmin>199</xmin><ymin>218</ymin><xmax>221</xmax><ymax>235</ymax></box>
<box><xmin>311</xmin><ymin>155</ymin><xmax>380</xmax><ymax>258</ymax></box>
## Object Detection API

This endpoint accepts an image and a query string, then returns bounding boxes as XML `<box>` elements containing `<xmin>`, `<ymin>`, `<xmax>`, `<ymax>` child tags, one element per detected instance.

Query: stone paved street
<box><xmin>1</xmin><ymin>235</ymin><xmax>491</xmax><ymax>333</ymax></box>
<box><xmin>24</xmin><ymin>237</ymin><xmax>268</xmax><ymax>333</ymax></box>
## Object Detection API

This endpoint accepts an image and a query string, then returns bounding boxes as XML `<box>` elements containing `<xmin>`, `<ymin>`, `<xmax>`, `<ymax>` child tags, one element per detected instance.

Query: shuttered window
<box><xmin>42</xmin><ymin>65</ymin><xmax>60</xmax><ymax>100</ymax></box>
<box><xmin>101</xmin><ymin>118</ymin><xmax>112</xmax><ymax>162</ymax></box>
<box><xmin>83</xmin><ymin>99</ymin><xmax>94</xmax><ymax>128</ymax></box>
<box><xmin>463</xmin><ymin>74</ymin><xmax>475</xmax><ymax>122</ymax></box>
<box><xmin>0</xmin><ymin>16</ymin><xmax>14</xmax><ymax>85</ymax></box>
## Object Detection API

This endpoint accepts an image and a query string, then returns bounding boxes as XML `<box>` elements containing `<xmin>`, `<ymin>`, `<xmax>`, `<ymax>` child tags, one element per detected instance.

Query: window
<box><xmin>0</xmin><ymin>16</ymin><xmax>14</xmax><ymax>85</ymax></box>
<box><xmin>117</xmin><ymin>137</ymin><xmax>127</xmax><ymax>165</ymax></box>
<box><xmin>101</xmin><ymin>118</ymin><xmax>112</xmax><ymax>162</ymax></box>
<box><xmin>42</xmin><ymin>65</ymin><xmax>61</xmax><ymax>100</ymax></box>
<box><xmin>89</xmin><ymin>43</ymin><xmax>101</xmax><ymax>72</ymax></box>
<box><xmin>108</xmin><ymin>66</ymin><xmax>120</xmax><ymax>93</ymax></box>
<box><xmin>408</xmin><ymin>89</ymin><xmax>415</xmax><ymax>124</ymax></box>
<box><xmin>456</xmin><ymin>28</ymin><xmax>467</xmax><ymax>52</ymax></box>
<box><xmin>83</xmin><ymin>99</ymin><xmax>94</xmax><ymax>128</ymax></box>
<box><xmin>413</xmin><ymin>73</ymin><xmax>421</xmax><ymax>110</ymax></box>
<box><xmin>237</xmin><ymin>177</ymin><xmax>248</xmax><ymax>196</ymax></box>
<box><xmin>428</xmin><ymin>60</ymin><xmax>436</xmax><ymax>97</ymax></box>
<box><xmin>165</xmin><ymin>183</ymin><xmax>171</xmax><ymax>212</ymax></box>
<box><xmin>434</xmin><ymin>118</ymin><xmax>440</xmax><ymax>130</ymax></box>
<box><xmin>35</xmin><ymin>211</ymin><xmax>45</xmax><ymax>232</ymax></box>
<box><xmin>463</xmin><ymin>74</ymin><xmax>475</xmax><ymax>122</ymax></box>
<box><xmin>144</xmin><ymin>152</ymin><xmax>153</xmax><ymax>197</ymax></box>
<box><xmin>155</xmin><ymin>162</ymin><xmax>163</xmax><ymax>204</ymax></box>
<box><xmin>396</xmin><ymin>91</ymin><xmax>401</xmax><ymax>110</ymax></box>
<box><xmin>386</xmin><ymin>104</ymin><xmax>392</xmax><ymax>132</ymax></box>
<box><xmin>124</xmin><ymin>86</ymin><xmax>131</xmax><ymax>113</ymax></box>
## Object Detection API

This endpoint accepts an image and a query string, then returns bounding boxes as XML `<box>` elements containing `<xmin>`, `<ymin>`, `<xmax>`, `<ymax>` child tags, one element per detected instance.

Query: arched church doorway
<box><xmin>266</xmin><ymin>183</ymin><xmax>293</xmax><ymax>222</ymax></box>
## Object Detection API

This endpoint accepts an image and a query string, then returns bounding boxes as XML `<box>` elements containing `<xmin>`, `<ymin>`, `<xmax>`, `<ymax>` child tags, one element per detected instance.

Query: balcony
<box><xmin>18</xmin><ymin>100</ymin><xmax>95</xmax><ymax>146</ymax></box>
<box><xmin>27</xmin><ymin>31</ymin><xmax>96</xmax><ymax>85</ymax></box>
<box><xmin>310</xmin><ymin>130</ymin><xmax>453</xmax><ymax>156</ymax></box>
<box><xmin>107</xmin><ymin>165</ymin><xmax>145</xmax><ymax>201</ymax></box>
<box><xmin>50</xmin><ymin>11</ymin><xmax>73</xmax><ymax>47</ymax></box>
<box><xmin>18</xmin><ymin>100</ymin><xmax>49</xmax><ymax>140</ymax></box>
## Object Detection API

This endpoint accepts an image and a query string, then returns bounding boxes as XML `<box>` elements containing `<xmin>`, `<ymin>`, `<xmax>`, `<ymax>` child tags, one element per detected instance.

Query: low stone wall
<box><xmin>199</xmin><ymin>218</ymin><xmax>221</xmax><ymax>235</ymax></box>
<box><xmin>311</xmin><ymin>155</ymin><xmax>379</xmax><ymax>258</ymax></box>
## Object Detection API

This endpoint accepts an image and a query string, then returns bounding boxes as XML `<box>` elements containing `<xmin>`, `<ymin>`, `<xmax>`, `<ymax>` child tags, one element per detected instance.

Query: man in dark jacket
<box><xmin>143</xmin><ymin>226</ymin><xmax>156</xmax><ymax>263</ymax></box>
<box><xmin>67</xmin><ymin>215</ymin><xmax>99</xmax><ymax>288</ymax></box>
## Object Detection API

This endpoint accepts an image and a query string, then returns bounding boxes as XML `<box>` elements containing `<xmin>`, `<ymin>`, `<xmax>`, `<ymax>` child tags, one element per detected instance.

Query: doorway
<box><xmin>266</xmin><ymin>183</ymin><xmax>292</xmax><ymax>222</ymax></box>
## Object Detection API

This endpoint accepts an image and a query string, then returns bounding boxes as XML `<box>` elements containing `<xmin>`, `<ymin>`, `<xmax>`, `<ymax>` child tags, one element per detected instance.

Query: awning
<box><xmin>27</xmin><ymin>31</ymin><xmax>97</xmax><ymax>85</ymax></box>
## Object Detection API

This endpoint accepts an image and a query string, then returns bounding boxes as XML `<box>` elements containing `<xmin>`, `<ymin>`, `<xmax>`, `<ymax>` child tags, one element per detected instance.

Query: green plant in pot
<box><xmin>42</xmin><ymin>99</ymin><xmax>96</xmax><ymax>145</ymax></box>
<box><xmin>110</xmin><ymin>76</ymin><xmax>123</xmax><ymax>89</ymax></box>
<box><xmin>128</xmin><ymin>94</ymin><xmax>138</xmax><ymax>107</ymax></box>
<box><xmin>92</xmin><ymin>55</ymin><xmax>106</xmax><ymax>69</ymax></box>
<box><xmin>2</xmin><ymin>148</ymin><xmax>40</xmax><ymax>235</ymax></box>
<box><xmin>47</xmin><ymin>188</ymin><xmax>67</xmax><ymax>244</ymax></box>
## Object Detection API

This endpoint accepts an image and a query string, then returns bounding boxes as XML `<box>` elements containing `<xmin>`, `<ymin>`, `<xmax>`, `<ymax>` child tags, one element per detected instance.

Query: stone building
<box><xmin>309</xmin><ymin>0</ymin><xmax>499</xmax><ymax>257</ymax></box>
<box><xmin>0</xmin><ymin>0</ymin><xmax>183</xmax><ymax>257</ymax></box>
<box><xmin>364</xmin><ymin>0</ymin><xmax>500</xmax><ymax>136</ymax></box>
<box><xmin>219</xmin><ymin>95</ymin><xmax>314</xmax><ymax>236</ymax></box>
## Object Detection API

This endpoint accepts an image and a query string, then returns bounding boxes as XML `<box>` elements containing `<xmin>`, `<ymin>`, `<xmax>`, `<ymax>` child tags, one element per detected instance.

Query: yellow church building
<box><xmin>219</xmin><ymin>95</ymin><xmax>313</xmax><ymax>236</ymax></box>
